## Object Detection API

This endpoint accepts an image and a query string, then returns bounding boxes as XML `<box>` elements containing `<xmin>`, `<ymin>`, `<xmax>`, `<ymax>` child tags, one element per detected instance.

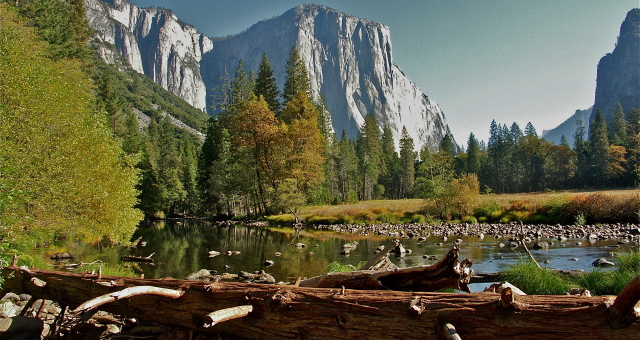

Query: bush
<box><xmin>461</xmin><ymin>215</ymin><xmax>478</xmax><ymax>224</ymax></box>
<box><xmin>430</xmin><ymin>174</ymin><xmax>480</xmax><ymax>220</ymax></box>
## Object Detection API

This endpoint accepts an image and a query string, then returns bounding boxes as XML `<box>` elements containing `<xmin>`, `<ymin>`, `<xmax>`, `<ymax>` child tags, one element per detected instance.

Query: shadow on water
<box><xmin>61</xmin><ymin>220</ymin><xmax>634</xmax><ymax>287</ymax></box>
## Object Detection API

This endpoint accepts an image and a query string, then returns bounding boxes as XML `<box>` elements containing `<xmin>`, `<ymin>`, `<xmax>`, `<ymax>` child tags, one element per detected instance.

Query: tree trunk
<box><xmin>1</xmin><ymin>265</ymin><xmax>639</xmax><ymax>339</ymax></box>
<box><xmin>298</xmin><ymin>243</ymin><xmax>473</xmax><ymax>292</ymax></box>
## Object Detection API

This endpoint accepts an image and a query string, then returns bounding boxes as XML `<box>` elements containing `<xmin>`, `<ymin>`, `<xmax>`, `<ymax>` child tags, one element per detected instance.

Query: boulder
<box><xmin>0</xmin><ymin>316</ymin><xmax>44</xmax><ymax>340</ymax></box>
<box><xmin>592</xmin><ymin>258</ymin><xmax>615</xmax><ymax>267</ymax></box>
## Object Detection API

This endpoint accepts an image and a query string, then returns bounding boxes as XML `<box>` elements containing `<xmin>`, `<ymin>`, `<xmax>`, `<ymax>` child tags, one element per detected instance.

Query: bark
<box><xmin>298</xmin><ymin>243</ymin><xmax>473</xmax><ymax>292</ymax></box>
<box><xmin>1</xmin><ymin>265</ymin><xmax>639</xmax><ymax>339</ymax></box>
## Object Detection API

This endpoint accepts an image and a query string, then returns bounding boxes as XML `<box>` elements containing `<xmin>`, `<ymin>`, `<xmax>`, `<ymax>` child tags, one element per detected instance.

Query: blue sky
<box><xmin>130</xmin><ymin>0</ymin><xmax>638</xmax><ymax>143</ymax></box>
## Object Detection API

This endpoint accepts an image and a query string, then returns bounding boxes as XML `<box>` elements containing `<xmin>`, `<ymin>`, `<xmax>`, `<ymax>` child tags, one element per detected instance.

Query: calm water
<box><xmin>60</xmin><ymin>220</ymin><xmax>633</xmax><ymax>291</ymax></box>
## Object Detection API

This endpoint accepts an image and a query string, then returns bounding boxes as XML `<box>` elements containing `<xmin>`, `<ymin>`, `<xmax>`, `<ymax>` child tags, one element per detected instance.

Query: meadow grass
<box><xmin>500</xmin><ymin>259</ymin><xmax>575</xmax><ymax>295</ymax></box>
<box><xmin>502</xmin><ymin>249</ymin><xmax>640</xmax><ymax>296</ymax></box>
<box><xmin>278</xmin><ymin>188</ymin><xmax>640</xmax><ymax>225</ymax></box>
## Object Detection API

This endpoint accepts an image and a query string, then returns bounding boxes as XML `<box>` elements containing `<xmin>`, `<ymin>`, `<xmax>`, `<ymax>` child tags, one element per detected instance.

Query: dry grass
<box><xmin>289</xmin><ymin>189</ymin><xmax>640</xmax><ymax>225</ymax></box>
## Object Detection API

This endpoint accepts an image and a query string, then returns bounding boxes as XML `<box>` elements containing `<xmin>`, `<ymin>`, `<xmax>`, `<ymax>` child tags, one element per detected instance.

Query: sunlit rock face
<box><xmin>86</xmin><ymin>1</ymin><xmax>453</xmax><ymax>150</ymax></box>
<box><xmin>592</xmin><ymin>9</ymin><xmax>640</xmax><ymax>122</ymax></box>
<box><xmin>85</xmin><ymin>0</ymin><xmax>212</xmax><ymax>112</ymax></box>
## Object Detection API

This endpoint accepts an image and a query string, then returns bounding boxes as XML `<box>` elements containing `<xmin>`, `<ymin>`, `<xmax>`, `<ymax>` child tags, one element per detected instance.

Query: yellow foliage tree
<box><xmin>280</xmin><ymin>92</ymin><xmax>325</xmax><ymax>195</ymax></box>
<box><xmin>0</xmin><ymin>5</ymin><xmax>142</xmax><ymax>246</ymax></box>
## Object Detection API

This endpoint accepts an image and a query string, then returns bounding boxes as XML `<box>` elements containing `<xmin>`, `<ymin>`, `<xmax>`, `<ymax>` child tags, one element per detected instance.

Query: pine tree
<box><xmin>398</xmin><ymin>126</ymin><xmax>415</xmax><ymax>198</ymax></box>
<box><xmin>573</xmin><ymin>119</ymin><xmax>589</xmax><ymax>188</ymax></box>
<box><xmin>380</xmin><ymin>125</ymin><xmax>398</xmax><ymax>198</ymax></box>
<box><xmin>609</xmin><ymin>102</ymin><xmax>628</xmax><ymax>146</ymax></box>
<box><xmin>627</xmin><ymin>108</ymin><xmax>640</xmax><ymax>183</ymax></box>
<box><xmin>357</xmin><ymin>114</ymin><xmax>383</xmax><ymax>200</ymax></box>
<box><xmin>337</xmin><ymin>131</ymin><xmax>359</xmax><ymax>202</ymax></box>
<box><xmin>589</xmin><ymin>110</ymin><xmax>611</xmax><ymax>187</ymax></box>
<box><xmin>466</xmin><ymin>133</ymin><xmax>481</xmax><ymax>174</ymax></box>
<box><xmin>283</xmin><ymin>47</ymin><xmax>311</xmax><ymax>104</ymax></box>
<box><xmin>255</xmin><ymin>53</ymin><xmax>281</xmax><ymax>114</ymax></box>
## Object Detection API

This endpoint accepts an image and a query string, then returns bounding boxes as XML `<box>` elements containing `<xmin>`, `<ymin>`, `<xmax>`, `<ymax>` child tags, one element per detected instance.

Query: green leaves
<box><xmin>0</xmin><ymin>5</ymin><xmax>141</xmax><ymax>247</ymax></box>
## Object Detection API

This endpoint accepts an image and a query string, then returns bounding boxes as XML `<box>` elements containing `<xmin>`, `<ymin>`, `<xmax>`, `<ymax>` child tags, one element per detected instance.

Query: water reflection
<box><xmin>62</xmin><ymin>220</ymin><xmax>633</xmax><ymax>283</ymax></box>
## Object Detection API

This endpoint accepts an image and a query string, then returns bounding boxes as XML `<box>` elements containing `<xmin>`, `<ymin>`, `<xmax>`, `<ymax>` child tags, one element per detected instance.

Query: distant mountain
<box><xmin>85</xmin><ymin>0</ymin><xmax>453</xmax><ymax>150</ymax></box>
<box><xmin>541</xmin><ymin>107</ymin><xmax>591</xmax><ymax>146</ymax></box>
<box><xmin>592</xmin><ymin>8</ymin><xmax>640</xmax><ymax>122</ymax></box>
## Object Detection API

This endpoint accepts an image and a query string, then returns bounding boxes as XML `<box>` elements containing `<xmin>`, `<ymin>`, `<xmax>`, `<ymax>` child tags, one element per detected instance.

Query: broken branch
<box><xmin>203</xmin><ymin>305</ymin><xmax>253</xmax><ymax>328</ymax></box>
<box><xmin>72</xmin><ymin>285</ymin><xmax>184</xmax><ymax>314</ymax></box>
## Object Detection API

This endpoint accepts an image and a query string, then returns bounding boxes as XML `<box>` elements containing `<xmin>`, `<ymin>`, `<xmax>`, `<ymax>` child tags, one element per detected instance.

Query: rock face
<box><xmin>591</xmin><ymin>8</ymin><xmax>640</xmax><ymax>122</ymax></box>
<box><xmin>85</xmin><ymin>0</ymin><xmax>213</xmax><ymax>112</ymax></box>
<box><xmin>541</xmin><ymin>107</ymin><xmax>591</xmax><ymax>145</ymax></box>
<box><xmin>85</xmin><ymin>1</ymin><xmax>452</xmax><ymax>150</ymax></box>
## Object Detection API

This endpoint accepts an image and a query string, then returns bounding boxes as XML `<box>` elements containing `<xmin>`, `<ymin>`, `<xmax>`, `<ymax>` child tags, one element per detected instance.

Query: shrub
<box><xmin>402</xmin><ymin>214</ymin><xmax>427</xmax><ymax>224</ymax></box>
<box><xmin>461</xmin><ymin>215</ymin><xmax>478</xmax><ymax>224</ymax></box>
<box><xmin>430</xmin><ymin>174</ymin><xmax>480</xmax><ymax>220</ymax></box>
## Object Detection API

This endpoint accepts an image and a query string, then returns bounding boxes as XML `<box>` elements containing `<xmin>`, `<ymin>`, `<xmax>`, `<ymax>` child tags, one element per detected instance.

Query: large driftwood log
<box><xmin>1</xmin><ymin>265</ymin><xmax>639</xmax><ymax>339</ymax></box>
<box><xmin>299</xmin><ymin>243</ymin><xmax>474</xmax><ymax>292</ymax></box>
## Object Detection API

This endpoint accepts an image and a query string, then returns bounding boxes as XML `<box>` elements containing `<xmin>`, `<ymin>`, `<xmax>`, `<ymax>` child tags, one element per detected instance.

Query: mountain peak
<box><xmin>87</xmin><ymin>0</ymin><xmax>452</xmax><ymax>150</ymax></box>
<box><xmin>592</xmin><ymin>8</ymin><xmax>640</xmax><ymax>122</ymax></box>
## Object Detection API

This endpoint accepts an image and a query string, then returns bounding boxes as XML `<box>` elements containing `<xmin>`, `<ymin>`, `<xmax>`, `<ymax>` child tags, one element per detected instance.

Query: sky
<box><xmin>130</xmin><ymin>0</ymin><xmax>639</xmax><ymax>143</ymax></box>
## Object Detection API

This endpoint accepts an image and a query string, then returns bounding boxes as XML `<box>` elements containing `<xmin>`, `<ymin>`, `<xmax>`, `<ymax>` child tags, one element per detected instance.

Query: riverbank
<box><xmin>267</xmin><ymin>189</ymin><xmax>640</xmax><ymax>225</ymax></box>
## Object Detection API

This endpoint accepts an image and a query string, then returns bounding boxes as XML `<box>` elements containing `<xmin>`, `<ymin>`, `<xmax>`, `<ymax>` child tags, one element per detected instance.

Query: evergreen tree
<box><xmin>414</xmin><ymin>145</ymin><xmax>454</xmax><ymax>199</ymax></box>
<box><xmin>398</xmin><ymin>126</ymin><xmax>415</xmax><ymax>198</ymax></box>
<box><xmin>254</xmin><ymin>52</ymin><xmax>281</xmax><ymax>114</ymax></box>
<box><xmin>466</xmin><ymin>133</ymin><xmax>481</xmax><ymax>174</ymax></box>
<box><xmin>11</xmin><ymin>0</ymin><xmax>92</xmax><ymax>62</ymax></box>
<box><xmin>609</xmin><ymin>102</ymin><xmax>628</xmax><ymax>146</ymax></box>
<box><xmin>573</xmin><ymin>119</ymin><xmax>589</xmax><ymax>188</ymax></box>
<box><xmin>589</xmin><ymin>110</ymin><xmax>611</xmax><ymax>187</ymax></box>
<box><xmin>439</xmin><ymin>134</ymin><xmax>456</xmax><ymax>158</ymax></box>
<box><xmin>627</xmin><ymin>108</ymin><xmax>640</xmax><ymax>183</ymax></box>
<box><xmin>357</xmin><ymin>114</ymin><xmax>384</xmax><ymax>200</ymax></box>
<box><xmin>380</xmin><ymin>125</ymin><xmax>398</xmax><ymax>198</ymax></box>
<box><xmin>283</xmin><ymin>47</ymin><xmax>311</xmax><ymax>103</ymax></box>
<box><xmin>336</xmin><ymin>131</ymin><xmax>360</xmax><ymax>202</ymax></box>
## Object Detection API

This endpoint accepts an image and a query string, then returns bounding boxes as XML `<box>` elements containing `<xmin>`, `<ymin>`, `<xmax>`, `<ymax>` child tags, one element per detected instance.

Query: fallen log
<box><xmin>2</xmin><ymin>264</ymin><xmax>638</xmax><ymax>339</ymax></box>
<box><xmin>299</xmin><ymin>243</ymin><xmax>474</xmax><ymax>292</ymax></box>
<box><xmin>120</xmin><ymin>253</ymin><xmax>154</xmax><ymax>263</ymax></box>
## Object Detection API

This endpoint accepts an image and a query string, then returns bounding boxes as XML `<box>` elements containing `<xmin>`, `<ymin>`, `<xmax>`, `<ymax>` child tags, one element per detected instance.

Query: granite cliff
<box><xmin>592</xmin><ymin>8</ymin><xmax>640</xmax><ymax>122</ymax></box>
<box><xmin>85</xmin><ymin>0</ymin><xmax>452</xmax><ymax>150</ymax></box>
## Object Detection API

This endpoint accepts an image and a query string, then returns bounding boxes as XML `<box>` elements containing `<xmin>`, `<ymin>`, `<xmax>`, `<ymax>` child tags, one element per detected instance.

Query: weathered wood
<box><xmin>72</xmin><ymin>286</ymin><xmax>184</xmax><ymax>314</ymax></box>
<box><xmin>443</xmin><ymin>323</ymin><xmax>462</xmax><ymax>340</ymax></box>
<box><xmin>1</xmin><ymin>265</ymin><xmax>639</xmax><ymax>339</ymax></box>
<box><xmin>203</xmin><ymin>305</ymin><xmax>253</xmax><ymax>328</ymax></box>
<box><xmin>120</xmin><ymin>254</ymin><xmax>154</xmax><ymax>263</ymax></box>
<box><xmin>299</xmin><ymin>244</ymin><xmax>473</xmax><ymax>292</ymax></box>
<box><xmin>609</xmin><ymin>275</ymin><xmax>640</xmax><ymax>328</ymax></box>
<box><xmin>359</xmin><ymin>240</ymin><xmax>399</xmax><ymax>270</ymax></box>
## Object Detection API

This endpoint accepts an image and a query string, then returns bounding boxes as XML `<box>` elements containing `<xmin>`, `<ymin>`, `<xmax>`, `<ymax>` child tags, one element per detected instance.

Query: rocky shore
<box><xmin>309</xmin><ymin>222</ymin><xmax>640</xmax><ymax>242</ymax></box>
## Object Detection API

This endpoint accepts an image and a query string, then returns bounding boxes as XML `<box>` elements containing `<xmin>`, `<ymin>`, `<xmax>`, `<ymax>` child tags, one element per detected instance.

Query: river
<box><xmin>60</xmin><ymin>220</ymin><xmax>631</xmax><ymax>292</ymax></box>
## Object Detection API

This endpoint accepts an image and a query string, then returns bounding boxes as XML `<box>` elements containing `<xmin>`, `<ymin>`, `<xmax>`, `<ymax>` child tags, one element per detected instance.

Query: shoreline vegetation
<box><xmin>267</xmin><ymin>188</ymin><xmax>640</xmax><ymax>226</ymax></box>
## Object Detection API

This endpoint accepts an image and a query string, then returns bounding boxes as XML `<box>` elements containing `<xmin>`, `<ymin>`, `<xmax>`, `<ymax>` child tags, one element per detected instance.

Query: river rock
<box><xmin>533</xmin><ymin>241</ymin><xmax>549</xmax><ymax>250</ymax></box>
<box><xmin>185</xmin><ymin>269</ymin><xmax>217</xmax><ymax>281</ymax></box>
<box><xmin>49</xmin><ymin>252</ymin><xmax>73</xmax><ymax>260</ymax></box>
<box><xmin>592</xmin><ymin>258</ymin><xmax>616</xmax><ymax>267</ymax></box>
<box><xmin>566</xmin><ymin>288</ymin><xmax>592</xmax><ymax>297</ymax></box>
<box><xmin>0</xmin><ymin>316</ymin><xmax>44</xmax><ymax>339</ymax></box>
<box><xmin>238</xmin><ymin>270</ymin><xmax>275</xmax><ymax>284</ymax></box>
<box><xmin>483</xmin><ymin>282</ymin><xmax>527</xmax><ymax>295</ymax></box>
